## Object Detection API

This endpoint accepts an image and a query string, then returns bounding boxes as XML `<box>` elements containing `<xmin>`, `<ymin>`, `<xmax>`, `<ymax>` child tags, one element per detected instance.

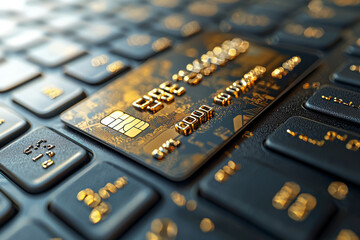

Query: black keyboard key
<box><xmin>149</xmin><ymin>0</ymin><xmax>181</xmax><ymax>10</ymax></box>
<box><xmin>117</xmin><ymin>5</ymin><xmax>158</xmax><ymax>25</ymax></box>
<box><xmin>0</xmin><ymin>59</ymin><xmax>41</xmax><ymax>92</ymax></box>
<box><xmin>47</xmin><ymin>15</ymin><xmax>83</xmax><ymax>33</ymax></box>
<box><xmin>76</xmin><ymin>23</ymin><xmax>123</xmax><ymax>45</ymax></box>
<box><xmin>295</xmin><ymin>6</ymin><xmax>357</xmax><ymax>28</ymax></box>
<box><xmin>273</xmin><ymin>23</ymin><xmax>340</xmax><ymax>49</ymax></box>
<box><xmin>2</xmin><ymin>221</ymin><xmax>59</xmax><ymax>240</ymax></box>
<box><xmin>50</xmin><ymin>163</ymin><xmax>158</xmax><ymax>239</ymax></box>
<box><xmin>0</xmin><ymin>127</ymin><xmax>88</xmax><ymax>193</ymax></box>
<box><xmin>111</xmin><ymin>33</ymin><xmax>171</xmax><ymax>61</ymax></box>
<box><xmin>186</xmin><ymin>1</ymin><xmax>223</xmax><ymax>21</ymax></box>
<box><xmin>12</xmin><ymin>76</ymin><xmax>86</xmax><ymax>118</ymax></box>
<box><xmin>321</xmin><ymin>215</ymin><xmax>360</xmax><ymax>240</ymax></box>
<box><xmin>27</xmin><ymin>39</ymin><xmax>86</xmax><ymax>67</ymax></box>
<box><xmin>3</xmin><ymin>30</ymin><xmax>46</xmax><ymax>52</ymax></box>
<box><xmin>249</xmin><ymin>0</ymin><xmax>300</xmax><ymax>17</ymax></box>
<box><xmin>0</xmin><ymin>191</ymin><xmax>14</xmax><ymax>226</ymax></box>
<box><xmin>305</xmin><ymin>85</ymin><xmax>360</xmax><ymax>125</ymax></box>
<box><xmin>222</xmin><ymin>8</ymin><xmax>277</xmax><ymax>35</ymax></box>
<box><xmin>200</xmin><ymin>158</ymin><xmax>335</xmax><ymax>240</ymax></box>
<box><xmin>346</xmin><ymin>37</ymin><xmax>360</xmax><ymax>57</ymax></box>
<box><xmin>64</xmin><ymin>53</ymin><xmax>129</xmax><ymax>84</ymax></box>
<box><xmin>331</xmin><ymin>61</ymin><xmax>360</xmax><ymax>87</ymax></box>
<box><xmin>155</xmin><ymin>14</ymin><xmax>201</xmax><ymax>38</ymax></box>
<box><xmin>324</xmin><ymin>0</ymin><xmax>360</xmax><ymax>10</ymax></box>
<box><xmin>0</xmin><ymin>106</ymin><xmax>28</xmax><ymax>147</ymax></box>
<box><xmin>265</xmin><ymin>116</ymin><xmax>360</xmax><ymax>185</ymax></box>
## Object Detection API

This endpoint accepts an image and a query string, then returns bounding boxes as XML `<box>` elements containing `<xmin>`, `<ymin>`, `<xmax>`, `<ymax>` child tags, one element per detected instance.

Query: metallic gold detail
<box><xmin>106</xmin><ymin>60</ymin><xmax>124</xmax><ymax>73</ymax></box>
<box><xmin>170</xmin><ymin>191</ymin><xmax>186</xmax><ymax>207</ymax></box>
<box><xmin>200</xmin><ymin>218</ymin><xmax>215</xmax><ymax>232</ymax></box>
<box><xmin>288</xmin><ymin>193</ymin><xmax>317</xmax><ymax>221</ymax></box>
<box><xmin>147</xmin><ymin>100</ymin><xmax>164</xmax><ymax>113</ymax></box>
<box><xmin>42</xmin><ymin>159</ymin><xmax>54</xmax><ymax>169</ymax></box>
<box><xmin>346</xmin><ymin>139</ymin><xmax>360</xmax><ymax>151</ymax></box>
<box><xmin>214</xmin><ymin>92</ymin><xmax>232</xmax><ymax>106</ymax></box>
<box><xmin>127</xmin><ymin>34</ymin><xmax>151</xmax><ymax>47</ymax></box>
<box><xmin>183</xmin><ymin>115</ymin><xmax>200</xmax><ymax>131</ymax></box>
<box><xmin>186</xmin><ymin>200</ymin><xmax>197</xmax><ymax>211</ymax></box>
<box><xmin>152</xmin><ymin>138</ymin><xmax>181</xmax><ymax>160</ymax></box>
<box><xmin>0</xmin><ymin>119</ymin><xmax>4</xmax><ymax>125</ymax></box>
<box><xmin>133</xmin><ymin>95</ymin><xmax>154</xmax><ymax>111</ymax></box>
<box><xmin>159</xmin><ymin>81</ymin><xmax>186</xmax><ymax>96</ymax></box>
<box><xmin>285</xmin><ymin>24</ymin><xmax>324</xmax><ymax>39</ymax></box>
<box><xmin>78</xmin><ymin>176</ymin><xmax>128</xmax><ymax>224</ymax></box>
<box><xmin>32</xmin><ymin>153</ymin><xmax>43</xmax><ymax>161</ymax></box>
<box><xmin>349</xmin><ymin>65</ymin><xmax>360</xmax><ymax>72</ymax></box>
<box><xmin>272</xmin><ymin>182</ymin><xmax>301</xmax><ymax>210</ymax></box>
<box><xmin>101</xmin><ymin>110</ymin><xmax>149</xmax><ymax>138</ymax></box>
<box><xmin>146</xmin><ymin>218</ymin><xmax>178</xmax><ymax>240</ymax></box>
<box><xmin>41</xmin><ymin>86</ymin><xmax>64</xmax><ymax>99</ymax></box>
<box><xmin>303</xmin><ymin>82</ymin><xmax>320</xmax><ymax>89</ymax></box>
<box><xmin>231</xmin><ymin>10</ymin><xmax>270</xmax><ymax>27</ymax></box>
<box><xmin>324</xmin><ymin>131</ymin><xmax>347</xmax><ymax>142</ymax></box>
<box><xmin>191</xmin><ymin>110</ymin><xmax>207</xmax><ymax>124</ymax></box>
<box><xmin>286</xmin><ymin>129</ymin><xmax>325</xmax><ymax>147</ymax></box>
<box><xmin>214</xmin><ymin>160</ymin><xmax>240</xmax><ymax>183</ymax></box>
<box><xmin>242</xmin><ymin>131</ymin><xmax>253</xmax><ymax>138</ymax></box>
<box><xmin>175</xmin><ymin>121</ymin><xmax>192</xmax><ymax>136</ymax></box>
<box><xmin>328</xmin><ymin>181</ymin><xmax>348</xmax><ymax>200</ymax></box>
<box><xmin>91</xmin><ymin>54</ymin><xmax>109</xmax><ymax>67</ymax></box>
<box><xmin>148</xmin><ymin>88</ymin><xmax>174</xmax><ymax>103</ymax></box>
<box><xmin>188</xmin><ymin>2</ymin><xmax>218</xmax><ymax>17</ymax></box>
<box><xmin>152</xmin><ymin>37</ymin><xmax>171</xmax><ymax>52</ymax></box>
<box><xmin>337</xmin><ymin>229</ymin><xmax>359</xmax><ymax>240</ymax></box>
<box><xmin>199</xmin><ymin>105</ymin><xmax>215</xmax><ymax>120</ymax></box>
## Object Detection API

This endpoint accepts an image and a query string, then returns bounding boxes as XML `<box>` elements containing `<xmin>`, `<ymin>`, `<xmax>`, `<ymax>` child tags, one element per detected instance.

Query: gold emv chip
<box><xmin>100</xmin><ymin>110</ymin><xmax>149</xmax><ymax>138</ymax></box>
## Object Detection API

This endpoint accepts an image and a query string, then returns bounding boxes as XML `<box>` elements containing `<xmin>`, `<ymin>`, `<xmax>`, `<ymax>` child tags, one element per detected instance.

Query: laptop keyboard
<box><xmin>0</xmin><ymin>0</ymin><xmax>359</xmax><ymax>239</ymax></box>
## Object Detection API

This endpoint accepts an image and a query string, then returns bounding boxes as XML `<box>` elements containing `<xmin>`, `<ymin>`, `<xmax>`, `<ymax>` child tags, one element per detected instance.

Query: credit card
<box><xmin>61</xmin><ymin>32</ymin><xmax>319</xmax><ymax>180</ymax></box>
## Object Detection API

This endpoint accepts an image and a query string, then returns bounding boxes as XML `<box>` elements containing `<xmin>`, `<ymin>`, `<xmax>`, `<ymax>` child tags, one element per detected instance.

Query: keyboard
<box><xmin>0</xmin><ymin>0</ymin><xmax>359</xmax><ymax>239</ymax></box>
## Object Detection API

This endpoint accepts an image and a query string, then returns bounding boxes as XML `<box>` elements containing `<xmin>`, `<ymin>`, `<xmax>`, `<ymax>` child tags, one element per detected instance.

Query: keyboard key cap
<box><xmin>27</xmin><ymin>39</ymin><xmax>86</xmax><ymax>67</ymax></box>
<box><xmin>111</xmin><ymin>33</ymin><xmax>171</xmax><ymax>61</ymax></box>
<box><xmin>199</xmin><ymin>158</ymin><xmax>336</xmax><ymax>240</ymax></box>
<box><xmin>49</xmin><ymin>163</ymin><xmax>158</xmax><ymax>239</ymax></box>
<box><xmin>331</xmin><ymin>61</ymin><xmax>360</xmax><ymax>87</ymax></box>
<box><xmin>0</xmin><ymin>127</ymin><xmax>88</xmax><ymax>193</ymax></box>
<box><xmin>117</xmin><ymin>5</ymin><xmax>158</xmax><ymax>25</ymax></box>
<box><xmin>186</xmin><ymin>1</ymin><xmax>223</xmax><ymax>21</ymax></box>
<box><xmin>265</xmin><ymin>116</ymin><xmax>360</xmax><ymax>185</ymax></box>
<box><xmin>64</xmin><ymin>53</ymin><xmax>129</xmax><ymax>84</ymax></box>
<box><xmin>47</xmin><ymin>15</ymin><xmax>83</xmax><ymax>33</ymax></box>
<box><xmin>3</xmin><ymin>30</ymin><xmax>46</xmax><ymax>51</ymax></box>
<box><xmin>324</xmin><ymin>0</ymin><xmax>360</xmax><ymax>10</ymax></box>
<box><xmin>149</xmin><ymin>0</ymin><xmax>181</xmax><ymax>10</ymax></box>
<box><xmin>346</xmin><ymin>37</ymin><xmax>360</xmax><ymax>57</ymax></box>
<box><xmin>2</xmin><ymin>221</ymin><xmax>60</xmax><ymax>240</ymax></box>
<box><xmin>222</xmin><ymin>9</ymin><xmax>277</xmax><ymax>35</ymax></box>
<box><xmin>305</xmin><ymin>85</ymin><xmax>360</xmax><ymax>125</ymax></box>
<box><xmin>321</xmin><ymin>215</ymin><xmax>360</xmax><ymax>240</ymax></box>
<box><xmin>0</xmin><ymin>191</ymin><xmax>14</xmax><ymax>226</ymax></box>
<box><xmin>0</xmin><ymin>59</ymin><xmax>41</xmax><ymax>92</ymax></box>
<box><xmin>249</xmin><ymin>0</ymin><xmax>301</xmax><ymax>17</ymax></box>
<box><xmin>273</xmin><ymin>23</ymin><xmax>340</xmax><ymax>49</ymax></box>
<box><xmin>155</xmin><ymin>14</ymin><xmax>201</xmax><ymax>38</ymax></box>
<box><xmin>0</xmin><ymin>106</ymin><xmax>28</xmax><ymax>147</ymax></box>
<box><xmin>76</xmin><ymin>23</ymin><xmax>123</xmax><ymax>45</ymax></box>
<box><xmin>295</xmin><ymin>6</ymin><xmax>357</xmax><ymax>28</ymax></box>
<box><xmin>12</xmin><ymin>75</ymin><xmax>86</xmax><ymax>118</ymax></box>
